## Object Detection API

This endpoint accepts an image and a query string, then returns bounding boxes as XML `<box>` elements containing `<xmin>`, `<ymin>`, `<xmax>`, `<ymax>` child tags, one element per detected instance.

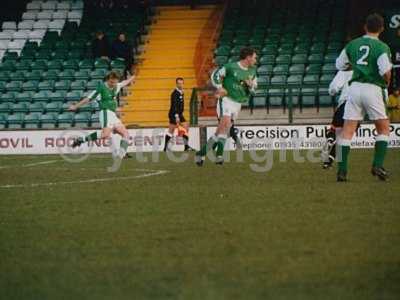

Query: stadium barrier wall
<box><xmin>1</xmin><ymin>124</ymin><xmax>400</xmax><ymax>155</ymax></box>
<box><xmin>206</xmin><ymin>124</ymin><xmax>400</xmax><ymax>151</ymax></box>
<box><xmin>0</xmin><ymin>128</ymin><xmax>200</xmax><ymax>155</ymax></box>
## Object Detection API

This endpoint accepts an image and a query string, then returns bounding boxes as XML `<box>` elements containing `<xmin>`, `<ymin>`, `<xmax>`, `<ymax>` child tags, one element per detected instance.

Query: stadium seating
<box><xmin>0</xmin><ymin>0</ymin><xmax>146</xmax><ymax>129</ymax></box>
<box><xmin>213</xmin><ymin>0</ymin><xmax>347</xmax><ymax>110</ymax></box>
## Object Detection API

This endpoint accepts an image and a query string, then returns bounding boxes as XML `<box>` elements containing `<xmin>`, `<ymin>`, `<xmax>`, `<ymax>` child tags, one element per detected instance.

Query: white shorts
<box><xmin>344</xmin><ymin>82</ymin><xmax>388</xmax><ymax>121</ymax></box>
<box><xmin>216</xmin><ymin>97</ymin><xmax>242</xmax><ymax>120</ymax></box>
<box><xmin>99</xmin><ymin>109</ymin><xmax>123</xmax><ymax>129</ymax></box>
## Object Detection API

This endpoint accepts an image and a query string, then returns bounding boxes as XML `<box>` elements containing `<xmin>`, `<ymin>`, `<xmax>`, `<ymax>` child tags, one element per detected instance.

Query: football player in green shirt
<box><xmin>69</xmin><ymin>71</ymin><xmax>135</xmax><ymax>169</ymax></box>
<box><xmin>195</xmin><ymin>47</ymin><xmax>258</xmax><ymax>166</ymax></box>
<box><xmin>336</xmin><ymin>13</ymin><xmax>392</xmax><ymax>181</ymax></box>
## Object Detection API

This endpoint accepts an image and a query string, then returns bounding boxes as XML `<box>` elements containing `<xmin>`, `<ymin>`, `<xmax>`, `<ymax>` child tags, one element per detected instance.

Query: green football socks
<box><xmin>85</xmin><ymin>131</ymin><xmax>98</xmax><ymax>142</ymax></box>
<box><xmin>337</xmin><ymin>139</ymin><xmax>351</xmax><ymax>173</ymax></box>
<box><xmin>373</xmin><ymin>135</ymin><xmax>388</xmax><ymax>168</ymax></box>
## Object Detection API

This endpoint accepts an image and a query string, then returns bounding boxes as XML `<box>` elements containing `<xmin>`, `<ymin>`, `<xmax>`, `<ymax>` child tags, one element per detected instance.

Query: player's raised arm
<box><xmin>118</xmin><ymin>75</ymin><xmax>136</xmax><ymax>88</ymax></box>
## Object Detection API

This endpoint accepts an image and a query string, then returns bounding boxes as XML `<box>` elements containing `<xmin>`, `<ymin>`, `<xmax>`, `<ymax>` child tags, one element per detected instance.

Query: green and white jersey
<box><xmin>211</xmin><ymin>61</ymin><xmax>257</xmax><ymax>103</ymax></box>
<box><xmin>87</xmin><ymin>82</ymin><xmax>124</xmax><ymax>112</ymax></box>
<box><xmin>336</xmin><ymin>35</ymin><xmax>392</xmax><ymax>88</ymax></box>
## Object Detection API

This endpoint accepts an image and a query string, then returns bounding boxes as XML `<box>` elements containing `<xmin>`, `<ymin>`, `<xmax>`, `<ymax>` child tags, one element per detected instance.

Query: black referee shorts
<box><xmin>168</xmin><ymin>114</ymin><xmax>186</xmax><ymax>125</ymax></box>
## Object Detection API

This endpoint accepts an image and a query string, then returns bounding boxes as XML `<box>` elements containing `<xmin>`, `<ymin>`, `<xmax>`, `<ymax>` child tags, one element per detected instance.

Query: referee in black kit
<box><xmin>163</xmin><ymin>77</ymin><xmax>192</xmax><ymax>151</ymax></box>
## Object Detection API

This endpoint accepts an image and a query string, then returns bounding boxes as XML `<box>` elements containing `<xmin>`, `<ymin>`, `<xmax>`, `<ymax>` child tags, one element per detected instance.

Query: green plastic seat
<box><xmin>24</xmin><ymin>70</ymin><xmax>42</xmax><ymax>81</ymax></box>
<box><xmin>252</xmin><ymin>96</ymin><xmax>266</xmax><ymax>108</ymax></box>
<box><xmin>0</xmin><ymin>114</ymin><xmax>6</xmax><ymax>129</ymax></box>
<box><xmin>45</xmin><ymin>102</ymin><xmax>62</xmax><ymax>113</ymax></box>
<box><xmin>94</xmin><ymin>59</ymin><xmax>109</xmax><ymax>70</ymax></box>
<box><xmin>322</xmin><ymin>64</ymin><xmax>336</xmax><ymax>74</ymax></box>
<box><xmin>58</xmin><ymin>70</ymin><xmax>75</xmax><ymax>80</ymax></box>
<box><xmin>320</xmin><ymin>74</ymin><xmax>335</xmax><ymax>85</ymax></box>
<box><xmin>12</xmin><ymin>102</ymin><xmax>29</xmax><ymax>113</ymax></box>
<box><xmin>0</xmin><ymin>61</ymin><xmax>16</xmax><ymax>71</ymax></box>
<box><xmin>257</xmin><ymin>65</ymin><xmax>272</xmax><ymax>76</ymax></box>
<box><xmin>52</xmin><ymin>50</ymin><xmax>68</xmax><ymax>60</ymax></box>
<box><xmin>43</xmin><ymin>70</ymin><xmax>59</xmax><ymax>80</ymax></box>
<box><xmin>7</xmin><ymin>113</ymin><xmax>24</xmax><ymax>128</ymax></box>
<box><xmin>289</xmin><ymin>64</ymin><xmax>305</xmax><ymax>75</ymax></box>
<box><xmin>0</xmin><ymin>81</ymin><xmax>6</xmax><ymax>93</ymax></box>
<box><xmin>74</xmin><ymin>112</ymin><xmax>91</xmax><ymax>127</ymax></box>
<box><xmin>40</xmin><ymin>113</ymin><xmax>57</xmax><ymax>128</ymax></box>
<box><xmin>8</xmin><ymin>71</ymin><xmax>26</xmax><ymax>82</ymax></box>
<box><xmin>268</xmin><ymin>96</ymin><xmax>283</xmax><ymax>107</ymax></box>
<box><xmin>33</xmin><ymin>91</ymin><xmax>51</xmax><ymax>102</ymax></box>
<box><xmin>70</xmin><ymin>80</ymin><xmax>86</xmax><ymax>91</ymax></box>
<box><xmin>62</xmin><ymin>59</ymin><xmax>79</xmax><ymax>70</ymax></box>
<box><xmin>22</xmin><ymin>81</ymin><xmax>39</xmax><ymax>92</ymax></box>
<box><xmin>38</xmin><ymin>80</ymin><xmax>55</xmax><ymax>92</ymax></box>
<box><xmin>294</xmin><ymin>44</ymin><xmax>309</xmax><ymax>54</ymax></box>
<box><xmin>90</xmin><ymin>69</ymin><xmax>107</xmax><ymax>81</ymax></box>
<box><xmin>0</xmin><ymin>92</ymin><xmax>16</xmax><ymax>103</ymax></box>
<box><xmin>57</xmin><ymin>112</ymin><xmax>74</xmax><ymax>128</ymax></box>
<box><xmin>301</xmin><ymin>87</ymin><xmax>317</xmax><ymax>96</ymax></box>
<box><xmin>302</xmin><ymin>95</ymin><xmax>316</xmax><ymax>107</ymax></box>
<box><xmin>270</xmin><ymin>75</ymin><xmax>287</xmax><ymax>85</ymax></box>
<box><xmin>0</xmin><ymin>71</ymin><xmax>10</xmax><ymax>82</ymax></box>
<box><xmin>66</xmin><ymin>91</ymin><xmax>83</xmax><ymax>102</ymax></box>
<box><xmin>287</xmin><ymin>75</ymin><xmax>303</xmax><ymax>85</ymax></box>
<box><xmin>15</xmin><ymin>92</ymin><xmax>33</xmax><ymax>103</ymax></box>
<box><xmin>49</xmin><ymin>91</ymin><xmax>67</xmax><ymax>102</ymax></box>
<box><xmin>29</xmin><ymin>102</ymin><xmax>45</xmax><ymax>113</ymax></box>
<box><xmin>111</xmin><ymin>59</ymin><xmax>125</xmax><ymax>69</ymax></box>
<box><xmin>6</xmin><ymin>81</ymin><xmax>22</xmax><ymax>92</ymax></box>
<box><xmin>308</xmin><ymin>54</ymin><xmax>324</xmax><ymax>64</ymax></box>
<box><xmin>79</xmin><ymin>59</ymin><xmax>94</xmax><ymax>71</ymax></box>
<box><xmin>275</xmin><ymin>55</ymin><xmax>291</xmax><ymax>64</ymax></box>
<box><xmin>259</xmin><ymin>55</ymin><xmax>275</xmax><ymax>65</ymax></box>
<box><xmin>15</xmin><ymin>61</ymin><xmax>32</xmax><ymax>71</ymax></box>
<box><xmin>214</xmin><ymin>46</ymin><xmax>231</xmax><ymax>56</ymax></box>
<box><xmin>310</xmin><ymin>43</ymin><xmax>325</xmax><ymax>54</ymax></box>
<box><xmin>47</xmin><ymin>60</ymin><xmax>63</xmax><ymax>70</ymax></box>
<box><xmin>35</xmin><ymin>49</ymin><xmax>52</xmax><ymax>60</ymax></box>
<box><xmin>0</xmin><ymin>103</ymin><xmax>12</xmax><ymax>113</ymax></box>
<box><xmin>214</xmin><ymin>56</ymin><xmax>228</xmax><ymax>66</ymax></box>
<box><xmin>74</xmin><ymin>70</ymin><xmax>90</xmax><ymax>80</ymax></box>
<box><xmin>90</xmin><ymin>113</ymin><xmax>100</xmax><ymax>127</ymax></box>
<box><xmin>273</xmin><ymin>65</ymin><xmax>289</xmax><ymax>76</ymax></box>
<box><xmin>291</xmin><ymin>54</ymin><xmax>307</xmax><ymax>64</ymax></box>
<box><xmin>55</xmin><ymin>80</ymin><xmax>71</xmax><ymax>91</ymax></box>
<box><xmin>24</xmin><ymin>113</ymin><xmax>41</xmax><ymax>128</ymax></box>
<box><xmin>303</xmin><ymin>75</ymin><xmax>320</xmax><ymax>85</ymax></box>
<box><xmin>31</xmin><ymin>60</ymin><xmax>47</xmax><ymax>71</ymax></box>
<box><xmin>324</xmin><ymin>53</ymin><xmax>338</xmax><ymax>63</ymax></box>
<box><xmin>86</xmin><ymin>80</ymin><xmax>101</xmax><ymax>90</ymax></box>
<box><xmin>306</xmin><ymin>64</ymin><xmax>322</xmax><ymax>75</ymax></box>
<box><xmin>319</xmin><ymin>95</ymin><xmax>333</xmax><ymax>107</ymax></box>
<box><xmin>68</xmin><ymin>49</ymin><xmax>84</xmax><ymax>59</ymax></box>
<box><xmin>257</xmin><ymin>77</ymin><xmax>269</xmax><ymax>88</ymax></box>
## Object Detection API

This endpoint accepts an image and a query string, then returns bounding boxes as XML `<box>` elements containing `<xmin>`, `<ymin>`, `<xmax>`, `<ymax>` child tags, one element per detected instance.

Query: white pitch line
<box><xmin>0</xmin><ymin>169</ymin><xmax>169</xmax><ymax>189</ymax></box>
<box><xmin>0</xmin><ymin>160</ymin><xmax>59</xmax><ymax>170</ymax></box>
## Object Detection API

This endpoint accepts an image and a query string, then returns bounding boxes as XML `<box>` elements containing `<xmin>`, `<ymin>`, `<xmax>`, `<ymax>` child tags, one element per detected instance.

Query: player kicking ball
<box><xmin>321</xmin><ymin>70</ymin><xmax>353</xmax><ymax>168</ymax></box>
<box><xmin>195</xmin><ymin>47</ymin><xmax>257</xmax><ymax>166</ymax></box>
<box><xmin>335</xmin><ymin>13</ymin><xmax>392</xmax><ymax>181</ymax></box>
<box><xmin>68</xmin><ymin>71</ymin><xmax>135</xmax><ymax>172</ymax></box>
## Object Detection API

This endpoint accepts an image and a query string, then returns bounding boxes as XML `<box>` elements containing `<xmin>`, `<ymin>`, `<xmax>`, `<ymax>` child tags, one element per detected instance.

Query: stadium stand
<box><xmin>0</xmin><ymin>0</ymin><xmax>146</xmax><ymax>129</ymax></box>
<box><xmin>212</xmin><ymin>0</ymin><xmax>347</xmax><ymax>113</ymax></box>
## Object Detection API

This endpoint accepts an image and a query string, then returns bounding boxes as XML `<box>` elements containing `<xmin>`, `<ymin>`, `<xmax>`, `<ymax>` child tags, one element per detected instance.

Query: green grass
<box><xmin>0</xmin><ymin>150</ymin><xmax>400</xmax><ymax>300</ymax></box>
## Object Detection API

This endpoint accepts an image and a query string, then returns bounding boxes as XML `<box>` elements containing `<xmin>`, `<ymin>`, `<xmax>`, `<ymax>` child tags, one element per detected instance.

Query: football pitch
<box><xmin>1</xmin><ymin>149</ymin><xmax>400</xmax><ymax>299</ymax></box>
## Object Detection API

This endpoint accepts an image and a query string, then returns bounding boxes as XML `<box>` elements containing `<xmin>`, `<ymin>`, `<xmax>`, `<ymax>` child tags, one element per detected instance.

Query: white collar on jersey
<box><xmin>175</xmin><ymin>87</ymin><xmax>184</xmax><ymax>94</ymax></box>
<box><xmin>237</xmin><ymin>61</ymin><xmax>248</xmax><ymax>70</ymax></box>
<box><xmin>363</xmin><ymin>34</ymin><xmax>379</xmax><ymax>40</ymax></box>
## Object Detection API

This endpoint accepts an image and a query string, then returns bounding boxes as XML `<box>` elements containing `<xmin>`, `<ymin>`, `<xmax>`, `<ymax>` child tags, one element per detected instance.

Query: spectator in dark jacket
<box><xmin>92</xmin><ymin>31</ymin><xmax>110</xmax><ymax>60</ymax></box>
<box><xmin>111</xmin><ymin>33</ymin><xmax>133</xmax><ymax>71</ymax></box>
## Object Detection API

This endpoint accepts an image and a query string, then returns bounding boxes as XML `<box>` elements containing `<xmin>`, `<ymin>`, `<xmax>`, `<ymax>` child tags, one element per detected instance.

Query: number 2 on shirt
<box><xmin>357</xmin><ymin>45</ymin><xmax>370</xmax><ymax>66</ymax></box>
